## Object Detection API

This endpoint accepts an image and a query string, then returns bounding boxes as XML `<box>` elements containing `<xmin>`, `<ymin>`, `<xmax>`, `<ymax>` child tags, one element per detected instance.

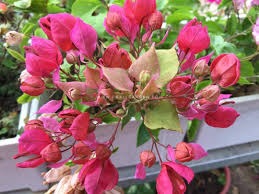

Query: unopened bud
<box><xmin>5</xmin><ymin>31</ymin><xmax>24</xmax><ymax>46</ymax></box>
<box><xmin>69</xmin><ymin>88</ymin><xmax>82</xmax><ymax>101</ymax></box>
<box><xmin>20</xmin><ymin>76</ymin><xmax>45</xmax><ymax>96</ymax></box>
<box><xmin>40</xmin><ymin>143</ymin><xmax>62</xmax><ymax>163</ymax></box>
<box><xmin>72</xmin><ymin>142</ymin><xmax>92</xmax><ymax>158</ymax></box>
<box><xmin>148</xmin><ymin>11</ymin><xmax>163</xmax><ymax>31</ymax></box>
<box><xmin>25</xmin><ymin>119</ymin><xmax>44</xmax><ymax>130</ymax></box>
<box><xmin>66</xmin><ymin>50</ymin><xmax>79</xmax><ymax>64</ymax></box>
<box><xmin>193</xmin><ymin>59</ymin><xmax>210</xmax><ymax>78</ymax></box>
<box><xmin>20</xmin><ymin>70</ymin><xmax>31</xmax><ymax>83</ymax></box>
<box><xmin>0</xmin><ymin>3</ymin><xmax>8</xmax><ymax>14</ymax></box>
<box><xmin>116</xmin><ymin>108</ymin><xmax>125</xmax><ymax>117</ymax></box>
<box><xmin>140</xmin><ymin>150</ymin><xmax>156</xmax><ymax>168</ymax></box>
<box><xmin>106</xmin><ymin>12</ymin><xmax>121</xmax><ymax>29</ymax></box>
<box><xmin>175</xmin><ymin>142</ymin><xmax>194</xmax><ymax>162</ymax></box>
<box><xmin>139</xmin><ymin>70</ymin><xmax>151</xmax><ymax>86</ymax></box>
<box><xmin>96</xmin><ymin>144</ymin><xmax>112</xmax><ymax>161</ymax></box>
<box><xmin>200</xmin><ymin>85</ymin><xmax>220</xmax><ymax>102</ymax></box>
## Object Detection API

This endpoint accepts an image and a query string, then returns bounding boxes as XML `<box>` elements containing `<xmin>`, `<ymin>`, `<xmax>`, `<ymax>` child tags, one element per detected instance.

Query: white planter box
<box><xmin>0</xmin><ymin>99</ymin><xmax>48</xmax><ymax>193</ymax></box>
<box><xmin>1</xmin><ymin>94</ymin><xmax>258</xmax><ymax>192</ymax></box>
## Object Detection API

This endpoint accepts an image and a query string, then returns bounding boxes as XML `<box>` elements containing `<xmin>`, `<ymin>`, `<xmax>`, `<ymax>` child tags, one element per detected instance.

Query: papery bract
<box><xmin>79</xmin><ymin>158</ymin><xmax>118</xmax><ymax>194</ymax></box>
<box><xmin>69</xmin><ymin>112</ymin><xmax>90</xmax><ymax>141</ymax></box>
<box><xmin>210</xmin><ymin>53</ymin><xmax>240</xmax><ymax>87</ymax></box>
<box><xmin>177</xmin><ymin>18</ymin><xmax>210</xmax><ymax>54</ymax></box>
<box><xmin>205</xmin><ymin>106</ymin><xmax>240</xmax><ymax>128</ymax></box>
<box><xmin>70</xmin><ymin>18</ymin><xmax>97</xmax><ymax>58</ymax></box>
<box><xmin>134</xmin><ymin>163</ymin><xmax>146</xmax><ymax>180</ymax></box>
<box><xmin>84</xmin><ymin>67</ymin><xmax>102</xmax><ymax>89</ymax></box>
<box><xmin>39</xmin><ymin>13</ymin><xmax>76</xmax><ymax>51</ymax></box>
<box><xmin>104</xmin><ymin>5</ymin><xmax>139</xmax><ymax>42</ymax></box>
<box><xmin>37</xmin><ymin>100</ymin><xmax>62</xmax><ymax>114</ymax></box>
<box><xmin>175</xmin><ymin>142</ymin><xmax>194</xmax><ymax>162</ymax></box>
<box><xmin>5</xmin><ymin>31</ymin><xmax>24</xmax><ymax>47</ymax></box>
<box><xmin>40</xmin><ymin>142</ymin><xmax>62</xmax><ymax>163</ymax></box>
<box><xmin>25</xmin><ymin>37</ymin><xmax>62</xmax><ymax>77</ymax></box>
<box><xmin>189</xmin><ymin>143</ymin><xmax>208</xmax><ymax>160</ymax></box>
<box><xmin>140</xmin><ymin>150</ymin><xmax>156</xmax><ymax>167</ymax></box>
<box><xmin>156</xmin><ymin>162</ymin><xmax>194</xmax><ymax>194</ymax></box>
<box><xmin>101</xmin><ymin>42</ymin><xmax>132</xmax><ymax>69</ymax></box>
<box><xmin>124</xmin><ymin>0</ymin><xmax>156</xmax><ymax>25</ymax></box>
<box><xmin>24</xmin><ymin>119</ymin><xmax>44</xmax><ymax>131</ymax></box>
<box><xmin>20</xmin><ymin>76</ymin><xmax>45</xmax><ymax>96</ymax></box>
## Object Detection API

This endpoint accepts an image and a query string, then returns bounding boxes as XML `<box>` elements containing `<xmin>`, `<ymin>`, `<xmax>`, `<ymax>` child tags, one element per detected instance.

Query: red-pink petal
<box><xmin>189</xmin><ymin>143</ymin><xmax>208</xmax><ymax>160</ymax></box>
<box><xmin>167</xmin><ymin>145</ymin><xmax>176</xmax><ymax>162</ymax></box>
<box><xmin>71</xmin><ymin>18</ymin><xmax>97</xmax><ymax>58</ymax></box>
<box><xmin>40</xmin><ymin>117</ymin><xmax>60</xmax><ymax>132</ymax></box>
<box><xmin>165</xmin><ymin>162</ymin><xmax>194</xmax><ymax>183</ymax></box>
<box><xmin>101</xmin><ymin>67</ymin><xmax>134</xmax><ymax>92</ymax></box>
<box><xmin>69</xmin><ymin>112</ymin><xmax>90</xmax><ymax>141</ymax></box>
<box><xmin>134</xmin><ymin>163</ymin><xmax>146</xmax><ymax>180</ymax></box>
<box><xmin>156</xmin><ymin>165</ymin><xmax>173</xmax><ymax>194</ymax></box>
<box><xmin>37</xmin><ymin>100</ymin><xmax>62</xmax><ymax>114</ymax></box>
<box><xmin>16</xmin><ymin>156</ymin><xmax>45</xmax><ymax>168</ymax></box>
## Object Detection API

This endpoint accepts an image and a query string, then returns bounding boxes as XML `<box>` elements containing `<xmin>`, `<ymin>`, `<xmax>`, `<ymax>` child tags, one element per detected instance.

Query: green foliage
<box><xmin>121</xmin><ymin>105</ymin><xmax>136</xmax><ymax>130</ymax></box>
<box><xmin>136</xmin><ymin>122</ymin><xmax>160</xmax><ymax>147</ymax></box>
<box><xmin>125</xmin><ymin>182</ymin><xmax>157</xmax><ymax>194</ymax></box>
<box><xmin>187</xmin><ymin>119</ymin><xmax>202</xmax><ymax>142</ymax></box>
<box><xmin>144</xmin><ymin>100</ymin><xmax>182</xmax><ymax>132</ymax></box>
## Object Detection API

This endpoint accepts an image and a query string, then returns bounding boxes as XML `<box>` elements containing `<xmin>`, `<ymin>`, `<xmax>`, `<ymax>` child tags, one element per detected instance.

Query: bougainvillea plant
<box><xmin>13</xmin><ymin>0</ymin><xmax>241</xmax><ymax>193</ymax></box>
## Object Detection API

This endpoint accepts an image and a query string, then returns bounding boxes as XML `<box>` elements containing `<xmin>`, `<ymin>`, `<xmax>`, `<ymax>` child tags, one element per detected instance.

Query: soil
<box><xmin>186</xmin><ymin>164</ymin><xmax>259</xmax><ymax>194</ymax></box>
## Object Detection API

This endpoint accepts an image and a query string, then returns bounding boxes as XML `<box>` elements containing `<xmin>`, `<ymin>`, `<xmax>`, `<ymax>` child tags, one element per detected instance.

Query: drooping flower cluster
<box><xmin>14</xmin><ymin>0</ymin><xmax>241</xmax><ymax>193</ymax></box>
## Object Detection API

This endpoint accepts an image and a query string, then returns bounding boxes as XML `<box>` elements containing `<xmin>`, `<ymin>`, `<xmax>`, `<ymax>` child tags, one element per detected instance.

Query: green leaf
<box><xmin>17</xmin><ymin>93</ymin><xmax>35</xmax><ymax>104</ymax></box>
<box><xmin>155</xmin><ymin>47</ymin><xmax>179</xmax><ymax>87</ymax></box>
<box><xmin>240</xmin><ymin>61</ymin><xmax>255</xmax><ymax>77</ymax></box>
<box><xmin>196</xmin><ymin>80</ymin><xmax>212</xmax><ymax>91</ymax></box>
<box><xmin>6</xmin><ymin>48</ymin><xmax>25</xmax><ymax>62</ymax></box>
<box><xmin>13</xmin><ymin>0</ymin><xmax>31</xmax><ymax>8</ymax></box>
<box><xmin>166</xmin><ymin>9</ymin><xmax>194</xmax><ymax>24</ymax></box>
<box><xmin>226</xmin><ymin>13</ymin><xmax>238</xmax><ymax>35</ymax></box>
<box><xmin>136</xmin><ymin>122</ymin><xmax>160</xmax><ymax>147</ymax></box>
<box><xmin>111</xmin><ymin>147</ymin><xmax>119</xmax><ymax>154</ymax></box>
<box><xmin>34</xmin><ymin>28</ymin><xmax>47</xmax><ymax>38</ymax></box>
<box><xmin>157</xmin><ymin>0</ymin><xmax>169</xmax><ymax>10</ymax></box>
<box><xmin>121</xmin><ymin>105</ymin><xmax>136</xmax><ymax>130</ymax></box>
<box><xmin>144</xmin><ymin>100</ymin><xmax>182</xmax><ymax>132</ymax></box>
<box><xmin>109</xmin><ymin>0</ymin><xmax>124</xmax><ymax>6</ymax></box>
<box><xmin>238</xmin><ymin>76</ymin><xmax>251</xmax><ymax>85</ymax></box>
<box><xmin>187</xmin><ymin>119</ymin><xmax>201</xmax><ymax>141</ymax></box>
<box><xmin>210</xmin><ymin>34</ymin><xmax>237</xmax><ymax>55</ymax></box>
<box><xmin>74</xmin><ymin>100</ymin><xmax>89</xmax><ymax>112</ymax></box>
<box><xmin>72</xmin><ymin>0</ymin><xmax>106</xmax><ymax>36</ymax></box>
<box><xmin>102</xmin><ymin>114</ymin><xmax>119</xmax><ymax>124</ymax></box>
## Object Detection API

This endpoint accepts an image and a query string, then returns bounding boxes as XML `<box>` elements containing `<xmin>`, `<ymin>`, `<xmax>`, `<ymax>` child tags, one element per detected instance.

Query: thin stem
<box><xmin>108</xmin><ymin>119</ymin><xmax>121</xmax><ymax>147</ymax></box>
<box><xmin>60</xmin><ymin>68</ymin><xmax>76</xmax><ymax>80</ymax></box>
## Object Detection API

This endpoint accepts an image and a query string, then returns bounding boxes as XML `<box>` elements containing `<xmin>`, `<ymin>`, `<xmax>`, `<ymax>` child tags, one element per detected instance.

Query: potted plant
<box><xmin>1</xmin><ymin>0</ymin><xmax>258</xmax><ymax>193</ymax></box>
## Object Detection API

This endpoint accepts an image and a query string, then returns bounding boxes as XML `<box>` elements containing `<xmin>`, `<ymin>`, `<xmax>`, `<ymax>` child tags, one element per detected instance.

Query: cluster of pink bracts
<box><xmin>15</xmin><ymin>0</ymin><xmax>241</xmax><ymax>194</ymax></box>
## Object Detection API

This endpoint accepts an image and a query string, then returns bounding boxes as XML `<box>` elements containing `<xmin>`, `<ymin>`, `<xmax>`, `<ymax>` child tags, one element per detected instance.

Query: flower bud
<box><xmin>177</xmin><ymin>18</ymin><xmax>210</xmax><ymax>54</ymax></box>
<box><xmin>175</xmin><ymin>142</ymin><xmax>194</xmax><ymax>162</ymax></box>
<box><xmin>200</xmin><ymin>85</ymin><xmax>220</xmax><ymax>102</ymax></box>
<box><xmin>20</xmin><ymin>76</ymin><xmax>45</xmax><ymax>96</ymax></box>
<box><xmin>20</xmin><ymin>70</ymin><xmax>31</xmax><ymax>83</ymax></box>
<box><xmin>5</xmin><ymin>31</ymin><xmax>24</xmax><ymax>47</ymax></box>
<box><xmin>105</xmin><ymin>12</ymin><xmax>121</xmax><ymax>30</ymax></box>
<box><xmin>102</xmin><ymin>42</ymin><xmax>132</xmax><ymax>69</ymax></box>
<box><xmin>72</xmin><ymin>142</ymin><xmax>92</xmax><ymax>158</ymax></box>
<box><xmin>24</xmin><ymin>119</ymin><xmax>44</xmax><ymax>131</ymax></box>
<box><xmin>140</xmin><ymin>150</ymin><xmax>156</xmax><ymax>168</ymax></box>
<box><xmin>58</xmin><ymin>109</ymin><xmax>81</xmax><ymax>119</ymax></box>
<box><xmin>66</xmin><ymin>50</ymin><xmax>79</xmax><ymax>64</ymax></box>
<box><xmin>192</xmin><ymin>59</ymin><xmax>210</xmax><ymax>78</ymax></box>
<box><xmin>148</xmin><ymin>11</ymin><xmax>163</xmax><ymax>31</ymax></box>
<box><xmin>210</xmin><ymin>53</ymin><xmax>240</xmax><ymax>88</ymax></box>
<box><xmin>95</xmin><ymin>144</ymin><xmax>112</xmax><ymax>161</ymax></box>
<box><xmin>139</xmin><ymin>70</ymin><xmax>151</xmax><ymax>86</ymax></box>
<box><xmin>116</xmin><ymin>108</ymin><xmax>126</xmax><ymax>117</ymax></box>
<box><xmin>0</xmin><ymin>2</ymin><xmax>8</xmax><ymax>14</ymax></box>
<box><xmin>41</xmin><ymin>143</ymin><xmax>62</xmax><ymax>163</ymax></box>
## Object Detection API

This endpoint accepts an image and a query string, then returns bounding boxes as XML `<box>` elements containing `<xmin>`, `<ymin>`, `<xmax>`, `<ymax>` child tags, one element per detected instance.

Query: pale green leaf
<box><xmin>155</xmin><ymin>47</ymin><xmax>179</xmax><ymax>87</ymax></box>
<box><xmin>6</xmin><ymin>48</ymin><xmax>25</xmax><ymax>62</ymax></box>
<box><xmin>144</xmin><ymin>100</ymin><xmax>182</xmax><ymax>132</ymax></box>
<box><xmin>14</xmin><ymin>0</ymin><xmax>31</xmax><ymax>8</ymax></box>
